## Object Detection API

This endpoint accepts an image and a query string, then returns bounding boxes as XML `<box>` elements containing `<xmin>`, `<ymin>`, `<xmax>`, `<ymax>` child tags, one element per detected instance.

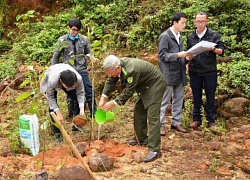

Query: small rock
<box><xmin>75</xmin><ymin>142</ymin><xmax>87</xmax><ymax>157</ymax></box>
<box><xmin>89</xmin><ymin>153</ymin><xmax>114</xmax><ymax>172</ymax></box>
<box><xmin>132</xmin><ymin>152</ymin><xmax>143</xmax><ymax>163</ymax></box>
<box><xmin>93</xmin><ymin>140</ymin><xmax>104</xmax><ymax>146</ymax></box>
<box><xmin>86</xmin><ymin>148</ymin><xmax>98</xmax><ymax>155</ymax></box>
<box><xmin>220</xmin><ymin>97</ymin><xmax>250</xmax><ymax>119</ymax></box>
<box><xmin>35</xmin><ymin>171</ymin><xmax>48</xmax><ymax>180</ymax></box>
<box><xmin>168</xmin><ymin>134</ymin><xmax>175</xmax><ymax>140</ymax></box>
<box><xmin>91</xmin><ymin>140</ymin><xmax>106</xmax><ymax>153</ymax></box>
<box><xmin>53</xmin><ymin>166</ymin><xmax>91</xmax><ymax>180</ymax></box>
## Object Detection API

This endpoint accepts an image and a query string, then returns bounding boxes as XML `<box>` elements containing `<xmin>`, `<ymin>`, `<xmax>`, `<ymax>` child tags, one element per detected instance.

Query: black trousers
<box><xmin>67</xmin><ymin>71</ymin><xmax>96</xmax><ymax>118</ymax></box>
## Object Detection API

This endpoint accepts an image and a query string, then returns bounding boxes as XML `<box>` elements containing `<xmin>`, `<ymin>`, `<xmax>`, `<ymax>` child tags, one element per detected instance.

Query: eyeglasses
<box><xmin>71</xmin><ymin>28</ymin><xmax>79</xmax><ymax>32</ymax></box>
<box><xmin>194</xmin><ymin>20</ymin><xmax>207</xmax><ymax>24</ymax></box>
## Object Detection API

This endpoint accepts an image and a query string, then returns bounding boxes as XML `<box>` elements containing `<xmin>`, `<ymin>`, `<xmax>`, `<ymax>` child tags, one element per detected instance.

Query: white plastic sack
<box><xmin>19</xmin><ymin>114</ymin><xmax>40</xmax><ymax>156</ymax></box>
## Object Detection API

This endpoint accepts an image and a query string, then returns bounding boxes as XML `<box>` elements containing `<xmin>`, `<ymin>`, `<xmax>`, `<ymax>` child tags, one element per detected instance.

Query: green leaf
<box><xmin>69</xmin><ymin>59</ymin><xmax>75</xmax><ymax>65</ymax></box>
<box><xmin>58</xmin><ymin>43</ymin><xmax>68</xmax><ymax>51</ymax></box>
<box><xmin>92</xmin><ymin>40</ymin><xmax>102</xmax><ymax>47</ymax></box>
<box><xmin>102</xmin><ymin>34</ymin><xmax>112</xmax><ymax>39</ymax></box>
<box><xmin>28</xmin><ymin>107</ymin><xmax>40</xmax><ymax>116</ymax></box>
<box><xmin>27</xmin><ymin>10</ymin><xmax>35</xmax><ymax>15</ymax></box>
<box><xmin>31</xmin><ymin>101</ymin><xmax>39</xmax><ymax>108</ymax></box>
<box><xmin>40</xmin><ymin>72</ymin><xmax>46</xmax><ymax>80</ymax></box>
<box><xmin>15</xmin><ymin>91</ymin><xmax>34</xmax><ymax>102</ymax></box>
<box><xmin>41</xmin><ymin>120</ymin><xmax>49</xmax><ymax>130</ymax></box>
<box><xmin>19</xmin><ymin>79</ymin><xmax>31</xmax><ymax>88</ymax></box>
<box><xmin>92</xmin><ymin>46</ymin><xmax>101</xmax><ymax>51</ymax></box>
<box><xmin>16</xmin><ymin>15</ymin><xmax>22</xmax><ymax>22</ymax></box>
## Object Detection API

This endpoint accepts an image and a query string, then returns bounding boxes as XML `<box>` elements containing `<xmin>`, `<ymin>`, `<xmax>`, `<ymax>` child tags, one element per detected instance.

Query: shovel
<box><xmin>50</xmin><ymin>112</ymin><xmax>97</xmax><ymax>180</ymax></box>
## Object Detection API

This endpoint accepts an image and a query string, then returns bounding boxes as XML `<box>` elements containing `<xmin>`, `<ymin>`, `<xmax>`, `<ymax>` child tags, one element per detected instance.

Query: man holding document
<box><xmin>187</xmin><ymin>12</ymin><xmax>225</xmax><ymax>130</ymax></box>
<box><xmin>158</xmin><ymin>12</ymin><xmax>189</xmax><ymax>135</ymax></box>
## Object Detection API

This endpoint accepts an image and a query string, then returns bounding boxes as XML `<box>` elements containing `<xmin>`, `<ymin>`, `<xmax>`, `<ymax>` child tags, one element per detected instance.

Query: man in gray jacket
<box><xmin>40</xmin><ymin>63</ymin><xmax>85</xmax><ymax>142</ymax></box>
<box><xmin>51</xmin><ymin>18</ymin><xmax>96</xmax><ymax>119</ymax></box>
<box><xmin>158</xmin><ymin>12</ymin><xmax>188</xmax><ymax>135</ymax></box>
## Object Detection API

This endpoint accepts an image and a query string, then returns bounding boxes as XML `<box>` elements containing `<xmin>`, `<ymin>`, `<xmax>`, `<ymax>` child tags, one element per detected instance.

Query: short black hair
<box><xmin>171</xmin><ymin>12</ymin><xmax>187</xmax><ymax>25</ymax></box>
<box><xmin>68</xmin><ymin>18</ymin><xmax>82</xmax><ymax>30</ymax></box>
<box><xmin>196</xmin><ymin>11</ymin><xmax>208</xmax><ymax>19</ymax></box>
<box><xmin>60</xmin><ymin>70</ymin><xmax>77</xmax><ymax>87</ymax></box>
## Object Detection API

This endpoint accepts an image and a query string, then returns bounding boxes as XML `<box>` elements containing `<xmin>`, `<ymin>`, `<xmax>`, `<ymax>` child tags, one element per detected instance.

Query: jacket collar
<box><xmin>166</xmin><ymin>28</ymin><xmax>183</xmax><ymax>46</ymax></box>
<box><xmin>192</xmin><ymin>27</ymin><xmax>212</xmax><ymax>39</ymax></box>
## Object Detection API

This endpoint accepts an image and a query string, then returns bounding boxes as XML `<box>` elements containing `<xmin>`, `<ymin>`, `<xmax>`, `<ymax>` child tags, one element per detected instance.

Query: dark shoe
<box><xmin>189</xmin><ymin>121</ymin><xmax>201</xmax><ymax>129</ymax></box>
<box><xmin>171</xmin><ymin>125</ymin><xmax>187</xmax><ymax>133</ymax></box>
<box><xmin>160</xmin><ymin>126</ymin><xmax>166</xmax><ymax>136</ymax></box>
<box><xmin>55</xmin><ymin>133</ymin><xmax>63</xmax><ymax>143</ymax></box>
<box><xmin>127</xmin><ymin>139</ymin><xmax>147</xmax><ymax>146</ymax></box>
<box><xmin>143</xmin><ymin>151</ymin><xmax>162</xmax><ymax>163</ymax></box>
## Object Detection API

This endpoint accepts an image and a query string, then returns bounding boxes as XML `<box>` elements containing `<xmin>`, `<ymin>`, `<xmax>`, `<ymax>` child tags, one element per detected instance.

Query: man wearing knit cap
<box><xmin>51</xmin><ymin>18</ymin><xmax>96</xmax><ymax>122</ymax></box>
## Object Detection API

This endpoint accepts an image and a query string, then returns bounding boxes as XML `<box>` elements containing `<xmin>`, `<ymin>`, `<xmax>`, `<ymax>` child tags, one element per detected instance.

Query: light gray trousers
<box><xmin>160</xmin><ymin>82</ymin><xmax>184</xmax><ymax>127</ymax></box>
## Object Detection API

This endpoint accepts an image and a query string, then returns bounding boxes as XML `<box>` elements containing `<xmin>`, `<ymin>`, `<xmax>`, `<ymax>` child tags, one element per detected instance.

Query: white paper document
<box><xmin>187</xmin><ymin>40</ymin><xmax>217</xmax><ymax>56</ymax></box>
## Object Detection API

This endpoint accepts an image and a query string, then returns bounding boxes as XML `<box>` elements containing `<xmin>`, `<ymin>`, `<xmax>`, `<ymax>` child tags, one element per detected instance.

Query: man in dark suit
<box><xmin>98</xmin><ymin>55</ymin><xmax>166</xmax><ymax>162</ymax></box>
<box><xmin>158</xmin><ymin>12</ymin><xmax>189</xmax><ymax>136</ymax></box>
<box><xmin>187</xmin><ymin>12</ymin><xmax>224</xmax><ymax>130</ymax></box>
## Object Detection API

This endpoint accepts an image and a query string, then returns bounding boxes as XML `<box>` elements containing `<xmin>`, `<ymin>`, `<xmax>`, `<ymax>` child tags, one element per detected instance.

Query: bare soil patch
<box><xmin>0</xmin><ymin>103</ymin><xmax>250</xmax><ymax>180</ymax></box>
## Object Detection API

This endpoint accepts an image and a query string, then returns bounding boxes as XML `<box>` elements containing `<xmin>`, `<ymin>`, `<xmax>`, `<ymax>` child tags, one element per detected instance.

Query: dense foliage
<box><xmin>0</xmin><ymin>0</ymin><xmax>249</xmax><ymax>98</ymax></box>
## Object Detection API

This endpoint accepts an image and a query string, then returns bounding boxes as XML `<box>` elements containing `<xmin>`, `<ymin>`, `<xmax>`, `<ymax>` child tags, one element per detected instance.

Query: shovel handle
<box><xmin>50</xmin><ymin>112</ymin><xmax>97</xmax><ymax>180</ymax></box>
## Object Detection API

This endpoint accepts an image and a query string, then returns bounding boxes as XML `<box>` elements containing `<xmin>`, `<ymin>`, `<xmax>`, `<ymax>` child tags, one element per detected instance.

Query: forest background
<box><xmin>0</xmin><ymin>0</ymin><xmax>249</xmax><ymax>99</ymax></box>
